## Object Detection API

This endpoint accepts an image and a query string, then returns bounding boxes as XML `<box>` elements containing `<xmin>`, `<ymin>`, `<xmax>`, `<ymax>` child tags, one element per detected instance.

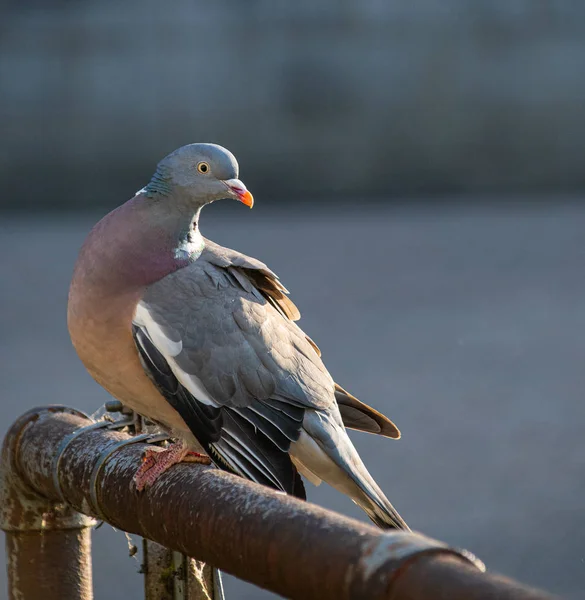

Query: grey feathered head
<box><xmin>144</xmin><ymin>143</ymin><xmax>253</xmax><ymax>208</ymax></box>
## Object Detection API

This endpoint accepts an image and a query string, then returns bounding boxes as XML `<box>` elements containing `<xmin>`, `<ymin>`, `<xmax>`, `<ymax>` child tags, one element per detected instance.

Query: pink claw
<box><xmin>132</xmin><ymin>442</ymin><xmax>211</xmax><ymax>491</ymax></box>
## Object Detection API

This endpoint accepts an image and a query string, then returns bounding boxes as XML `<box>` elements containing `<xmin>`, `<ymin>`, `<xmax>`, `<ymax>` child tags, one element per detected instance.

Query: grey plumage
<box><xmin>69</xmin><ymin>142</ymin><xmax>408</xmax><ymax>532</ymax></box>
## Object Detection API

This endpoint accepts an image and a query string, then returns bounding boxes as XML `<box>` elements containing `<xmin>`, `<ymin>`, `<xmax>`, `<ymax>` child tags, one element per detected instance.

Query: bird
<box><xmin>68</xmin><ymin>143</ymin><xmax>409</xmax><ymax>530</ymax></box>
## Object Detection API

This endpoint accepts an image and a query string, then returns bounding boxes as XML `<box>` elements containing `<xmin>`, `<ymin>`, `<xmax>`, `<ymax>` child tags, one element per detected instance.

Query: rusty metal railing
<box><xmin>0</xmin><ymin>406</ymin><xmax>556</xmax><ymax>599</ymax></box>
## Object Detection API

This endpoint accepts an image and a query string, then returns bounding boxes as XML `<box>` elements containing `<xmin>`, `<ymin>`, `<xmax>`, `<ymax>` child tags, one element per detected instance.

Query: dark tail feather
<box><xmin>362</xmin><ymin>500</ymin><xmax>410</xmax><ymax>530</ymax></box>
<box><xmin>292</xmin><ymin>464</ymin><xmax>307</xmax><ymax>500</ymax></box>
<box><xmin>335</xmin><ymin>383</ymin><xmax>401</xmax><ymax>439</ymax></box>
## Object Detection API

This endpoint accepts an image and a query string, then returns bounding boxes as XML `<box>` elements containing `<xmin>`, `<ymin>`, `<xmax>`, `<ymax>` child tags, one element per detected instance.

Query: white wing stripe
<box><xmin>134</xmin><ymin>302</ymin><xmax>182</xmax><ymax>357</ymax></box>
<box><xmin>133</xmin><ymin>302</ymin><xmax>217</xmax><ymax>406</ymax></box>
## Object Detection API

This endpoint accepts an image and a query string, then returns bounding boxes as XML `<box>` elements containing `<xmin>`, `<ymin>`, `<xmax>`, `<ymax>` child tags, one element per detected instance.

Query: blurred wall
<box><xmin>1</xmin><ymin>1</ymin><xmax>585</xmax><ymax>208</ymax></box>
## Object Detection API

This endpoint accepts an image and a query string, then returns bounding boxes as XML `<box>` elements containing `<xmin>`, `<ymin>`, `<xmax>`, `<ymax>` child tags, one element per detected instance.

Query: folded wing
<box><xmin>132</xmin><ymin>248</ymin><xmax>336</xmax><ymax>498</ymax></box>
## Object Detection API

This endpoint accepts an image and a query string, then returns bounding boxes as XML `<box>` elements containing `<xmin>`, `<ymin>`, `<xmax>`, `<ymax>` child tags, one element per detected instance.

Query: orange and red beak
<box><xmin>223</xmin><ymin>179</ymin><xmax>254</xmax><ymax>208</ymax></box>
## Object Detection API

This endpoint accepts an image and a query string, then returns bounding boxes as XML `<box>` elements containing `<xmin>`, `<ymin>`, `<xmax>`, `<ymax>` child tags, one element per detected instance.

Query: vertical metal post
<box><xmin>184</xmin><ymin>553</ymin><xmax>222</xmax><ymax>600</ymax></box>
<box><xmin>0</xmin><ymin>407</ymin><xmax>96</xmax><ymax>600</ymax></box>
<box><xmin>186</xmin><ymin>556</ymin><xmax>222</xmax><ymax>600</ymax></box>
<box><xmin>5</xmin><ymin>527</ymin><xmax>93</xmax><ymax>600</ymax></box>
<box><xmin>143</xmin><ymin>540</ymin><xmax>174</xmax><ymax>600</ymax></box>
<box><xmin>143</xmin><ymin>539</ymin><xmax>219</xmax><ymax>600</ymax></box>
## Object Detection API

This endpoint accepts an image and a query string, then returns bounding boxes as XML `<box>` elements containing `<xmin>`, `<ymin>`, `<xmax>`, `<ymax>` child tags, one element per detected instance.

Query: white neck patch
<box><xmin>174</xmin><ymin>228</ymin><xmax>205</xmax><ymax>261</ymax></box>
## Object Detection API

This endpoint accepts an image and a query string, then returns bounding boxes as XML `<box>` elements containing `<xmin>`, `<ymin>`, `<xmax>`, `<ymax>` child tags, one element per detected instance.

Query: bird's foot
<box><xmin>133</xmin><ymin>440</ymin><xmax>211</xmax><ymax>492</ymax></box>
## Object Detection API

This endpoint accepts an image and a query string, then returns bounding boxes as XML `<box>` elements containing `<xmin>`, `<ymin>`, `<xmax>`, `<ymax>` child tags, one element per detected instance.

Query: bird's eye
<box><xmin>197</xmin><ymin>162</ymin><xmax>210</xmax><ymax>174</ymax></box>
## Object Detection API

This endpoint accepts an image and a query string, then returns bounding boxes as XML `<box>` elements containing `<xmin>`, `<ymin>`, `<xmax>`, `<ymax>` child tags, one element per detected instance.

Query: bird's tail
<box><xmin>348</xmin><ymin>462</ymin><xmax>410</xmax><ymax>530</ymax></box>
<box><xmin>290</xmin><ymin>410</ymin><xmax>410</xmax><ymax>531</ymax></box>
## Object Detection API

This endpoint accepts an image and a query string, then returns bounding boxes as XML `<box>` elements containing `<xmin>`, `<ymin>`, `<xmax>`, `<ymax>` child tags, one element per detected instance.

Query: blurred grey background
<box><xmin>3</xmin><ymin>1</ymin><xmax>585</xmax><ymax>205</ymax></box>
<box><xmin>1</xmin><ymin>2</ymin><xmax>584</xmax><ymax>599</ymax></box>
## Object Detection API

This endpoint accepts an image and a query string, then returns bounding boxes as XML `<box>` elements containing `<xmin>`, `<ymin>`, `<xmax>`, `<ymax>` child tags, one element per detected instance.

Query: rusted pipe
<box><xmin>4</xmin><ymin>528</ymin><xmax>93</xmax><ymax>600</ymax></box>
<box><xmin>0</xmin><ymin>407</ymin><xmax>95</xmax><ymax>600</ymax></box>
<box><xmin>1</xmin><ymin>407</ymin><xmax>556</xmax><ymax>600</ymax></box>
<box><xmin>387</xmin><ymin>553</ymin><xmax>555</xmax><ymax>600</ymax></box>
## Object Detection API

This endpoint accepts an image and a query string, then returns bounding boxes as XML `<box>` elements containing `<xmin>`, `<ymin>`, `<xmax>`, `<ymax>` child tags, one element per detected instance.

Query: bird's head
<box><xmin>145</xmin><ymin>143</ymin><xmax>254</xmax><ymax>209</ymax></box>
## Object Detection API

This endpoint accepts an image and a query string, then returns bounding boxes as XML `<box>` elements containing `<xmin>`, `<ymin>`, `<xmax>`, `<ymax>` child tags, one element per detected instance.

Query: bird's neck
<box><xmin>174</xmin><ymin>215</ymin><xmax>205</xmax><ymax>262</ymax></box>
<box><xmin>76</xmin><ymin>195</ymin><xmax>203</xmax><ymax>294</ymax></box>
<box><xmin>143</xmin><ymin>163</ymin><xmax>173</xmax><ymax>198</ymax></box>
